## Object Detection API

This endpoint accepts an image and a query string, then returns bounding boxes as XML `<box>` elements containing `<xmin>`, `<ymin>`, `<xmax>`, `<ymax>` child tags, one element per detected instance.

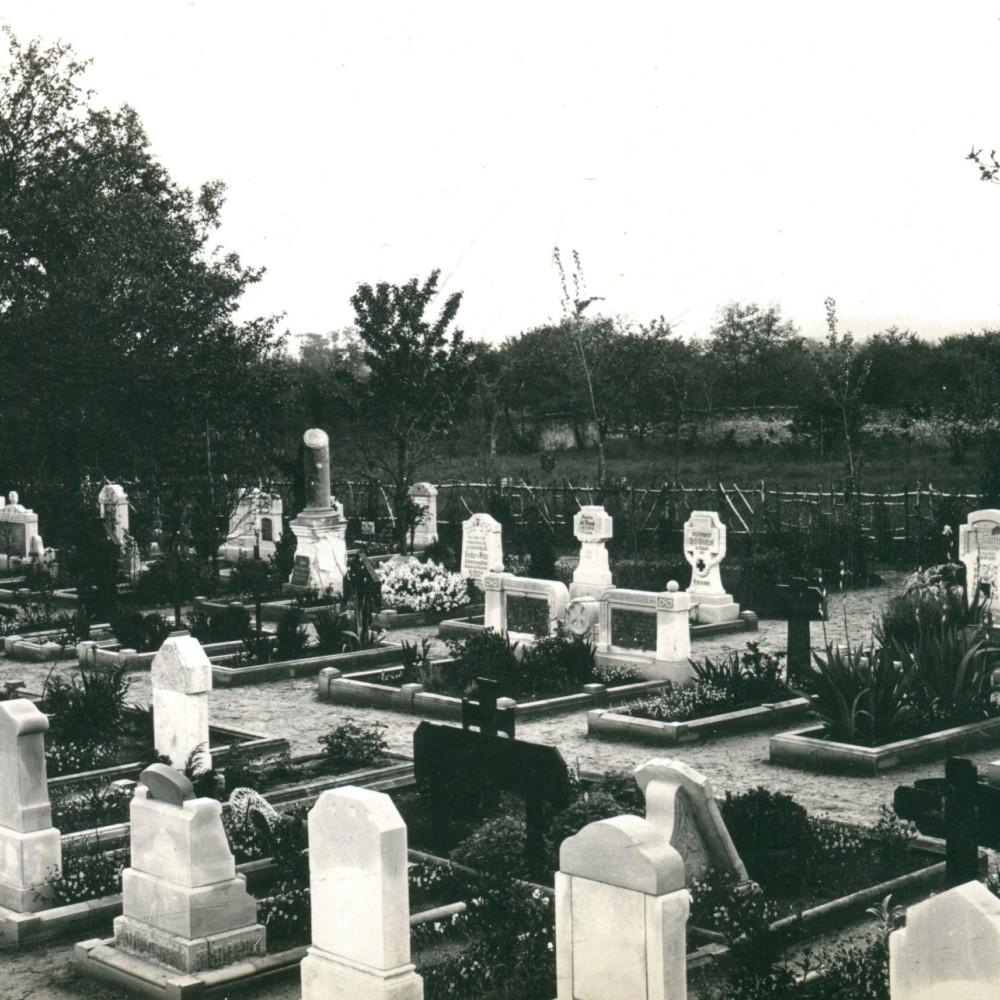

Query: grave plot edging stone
<box><xmin>769</xmin><ymin>717</ymin><xmax>1000</xmax><ymax>775</ymax></box>
<box><xmin>588</xmin><ymin>696</ymin><xmax>811</xmax><ymax>744</ymax></box>
<box><xmin>211</xmin><ymin>641</ymin><xmax>402</xmax><ymax>687</ymax></box>
<box><xmin>375</xmin><ymin>603</ymin><xmax>483</xmax><ymax>629</ymax></box>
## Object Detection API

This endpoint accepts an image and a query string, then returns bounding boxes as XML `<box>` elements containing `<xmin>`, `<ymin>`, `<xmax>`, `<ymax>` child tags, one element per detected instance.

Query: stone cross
<box><xmin>894</xmin><ymin>756</ymin><xmax>983</xmax><ymax>887</ymax></box>
<box><xmin>151</xmin><ymin>636</ymin><xmax>212</xmax><ymax>770</ymax></box>
<box><xmin>0</xmin><ymin>699</ymin><xmax>61</xmax><ymax>914</ymax></box>
<box><xmin>300</xmin><ymin>787</ymin><xmax>424</xmax><ymax>1000</ymax></box>
<box><xmin>413</xmin><ymin>717</ymin><xmax>571</xmax><ymax>875</ymax></box>
<box><xmin>570</xmin><ymin>505</ymin><xmax>613</xmax><ymax>600</ymax></box>
<box><xmin>683</xmin><ymin>511</ymin><xmax>739</xmax><ymax>623</ymax></box>
<box><xmin>775</xmin><ymin>577</ymin><xmax>825</xmax><ymax>685</ymax></box>
<box><xmin>113</xmin><ymin>766</ymin><xmax>265</xmax><ymax>973</ymax></box>
<box><xmin>461</xmin><ymin>513</ymin><xmax>504</xmax><ymax>588</ymax></box>
<box><xmin>461</xmin><ymin>677</ymin><xmax>515</xmax><ymax>739</ymax></box>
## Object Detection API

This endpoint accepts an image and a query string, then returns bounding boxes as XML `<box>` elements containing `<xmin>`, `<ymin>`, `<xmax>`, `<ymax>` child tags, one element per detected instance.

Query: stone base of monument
<box><xmin>596</xmin><ymin>650</ymin><xmax>696</xmax><ymax>684</ymax></box>
<box><xmin>689</xmin><ymin>591</ymin><xmax>740</xmax><ymax>624</ymax></box>
<box><xmin>75</xmin><ymin>936</ymin><xmax>304</xmax><ymax>999</ymax></box>
<box><xmin>301</xmin><ymin>947</ymin><xmax>424</xmax><ymax>1000</ymax></box>
<box><xmin>0</xmin><ymin>827</ymin><xmax>61</xmax><ymax>913</ymax></box>
<box><xmin>285</xmin><ymin>509</ymin><xmax>348</xmax><ymax>597</ymax></box>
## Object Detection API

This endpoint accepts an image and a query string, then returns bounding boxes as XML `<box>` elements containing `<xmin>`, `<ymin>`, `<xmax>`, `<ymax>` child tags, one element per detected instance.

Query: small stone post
<box><xmin>301</xmin><ymin>786</ymin><xmax>424</xmax><ymax>1000</ymax></box>
<box><xmin>151</xmin><ymin>636</ymin><xmax>212</xmax><ymax>770</ymax></box>
<box><xmin>0</xmin><ymin>699</ymin><xmax>61</xmax><ymax>914</ymax></box>
<box><xmin>890</xmin><ymin>880</ymin><xmax>1000</xmax><ymax>1000</ymax></box>
<box><xmin>656</xmin><ymin>582</ymin><xmax>692</xmax><ymax>666</ymax></box>
<box><xmin>483</xmin><ymin>573</ymin><xmax>506</xmax><ymax>633</ymax></box>
<box><xmin>408</xmin><ymin>483</ymin><xmax>438</xmax><ymax>549</ymax></box>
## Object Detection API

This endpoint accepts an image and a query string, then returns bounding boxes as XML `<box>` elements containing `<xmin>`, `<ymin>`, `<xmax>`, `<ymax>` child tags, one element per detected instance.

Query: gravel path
<box><xmin>8</xmin><ymin>569</ymin><xmax>991</xmax><ymax>998</ymax></box>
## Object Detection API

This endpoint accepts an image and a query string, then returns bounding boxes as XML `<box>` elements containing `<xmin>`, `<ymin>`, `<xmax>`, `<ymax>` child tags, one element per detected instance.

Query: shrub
<box><xmin>318</xmin><ymin>718</ymin><xmax>388</xmax><ymax>770</ymax></box>
<box><xmin>520</xmin><ymin>631</ymin><xmax>596</xmax><ymax>694</ymax></box>
<box><xmin>43</xmin><ymin>662</ymin><xmax>131</xmax><ymax>747</ymax></box>
<box><xmin>719</xmin><ymin>787</ymin><xmax>817</xmax><ymax>889</ymax></box>
<box><xmin>443</xmin><ymin>629</ymin><xmax>523</xmax><ymax>697</ymax></box>
<box><xmin>378</xmin><ymin>558</ymin><xmax>468</xmax><ymax>613</ymax></box>
<box><xmin>399</xmin><ymin>637</ymin><xmax>435</xmax><ymax>685</ymax></box>
<box><xmin>692</xmin><ymin>643</ymin><xmax>785</xmax><ymax>703</ymax></box>
<box><xmin>109</xmin><ymin>610</ymin><xmax>173</xmax><ymax>653</ymax></box>
<box><xmin>257</xmin><ymin>879</ymin><xmax>311</xmax><ymax>946</ymax></box>
<box><xmin>275</xmin><ymin>606</ymin><xmax>309</xmax><ymax>660</ymax></box>
<box><xmin>206</xmin><ymin>604</ymin><xmax>251</xmax><ymax>642</ymax></box>
<box><xmin>451</xmin><ymin>814</ymin><xmax>528</xmax><ymax>880</ymax></box>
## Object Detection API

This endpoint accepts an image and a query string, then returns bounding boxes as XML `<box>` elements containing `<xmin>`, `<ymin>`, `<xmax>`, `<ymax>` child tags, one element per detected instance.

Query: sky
<box><xmin>4</xmin><ymin>1</ymin><xmax>1000</xmax><ymax>348</ymax></box>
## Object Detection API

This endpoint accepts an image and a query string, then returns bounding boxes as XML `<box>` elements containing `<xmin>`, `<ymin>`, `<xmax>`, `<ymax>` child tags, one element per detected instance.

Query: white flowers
<box><xmin>378</xmin><ymin>559</ymin><xmax>469</xmax><ymax>613</ymax></box>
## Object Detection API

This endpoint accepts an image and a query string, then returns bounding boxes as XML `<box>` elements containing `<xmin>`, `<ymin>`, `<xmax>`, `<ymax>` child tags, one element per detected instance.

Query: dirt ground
<box><xmin>5</xmin><ymin>569</ymin><xmax>991</xmax><ymax>999</ymax></box>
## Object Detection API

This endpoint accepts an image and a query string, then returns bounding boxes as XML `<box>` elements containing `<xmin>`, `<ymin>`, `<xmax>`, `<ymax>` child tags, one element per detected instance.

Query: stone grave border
<box><xmin>316</xmin><ymin>661</ymin><xmax>673</xmax><ymax>721</ymax></box>
<box><xmin>374</xmin><ymin>602</ymin><xmax>483</xmax><ymax>630</ymax></box>
<box><xmin>4</xmin><ymin>623</ymin><xmax>114</xmax><ymax>662</ymax></box>
<box><xmin>587</xmin><ymin>695</ymin><xmax>811</xmax><ymax>745</ymax></box>
<box><xmin>769</xmin><ymin>717</ymin><xmax>1000</xmax><ymax>775</ymax></box>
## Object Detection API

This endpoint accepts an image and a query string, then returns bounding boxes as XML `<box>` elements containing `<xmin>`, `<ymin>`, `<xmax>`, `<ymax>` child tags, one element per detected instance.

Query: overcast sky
<box><xmin>4</xmin><ymin>2</ymin><xmax>1000</xmax><ymax>347</ymax></box>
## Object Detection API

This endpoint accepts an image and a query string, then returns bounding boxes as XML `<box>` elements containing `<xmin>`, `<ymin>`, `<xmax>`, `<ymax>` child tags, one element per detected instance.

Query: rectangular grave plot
<box><xmin>506</xmin><ymin>595</ymin><xmax>550</xmax><ymax>637</ymax></box>
<box><xmin>610</xmin><ymin>607</ymin><xmax>657</xmax><ymax>652</ymax></box>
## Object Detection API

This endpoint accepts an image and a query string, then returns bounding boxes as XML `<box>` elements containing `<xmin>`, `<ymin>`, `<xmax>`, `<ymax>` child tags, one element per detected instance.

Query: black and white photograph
<box><xmin>2</xmin><ymin>3</ymin><xmax>1000</xmax><ymax>998</ymax></box>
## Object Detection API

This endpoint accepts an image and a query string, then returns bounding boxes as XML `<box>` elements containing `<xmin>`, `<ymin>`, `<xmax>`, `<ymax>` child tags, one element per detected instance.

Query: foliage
<box><xmin>626</xmin><ymin>681</ymin><xmax>737</xmax><ymax>724</ymax></box>
<box><xmin>109</xmin><ymin>610</ymin><xmax>173</xmax><ymax>653</ymax></box>
<box><xmin>399</xmin><ymin>637</ymin><xmax>437</xmax><ymax>686</ymax></box>
<box><xmin>349</xmin><ymin>269</ymin><xmax>474</xmax><ymax>550</ymax></box>
<box><xmin>451</xmin><ymin>815</ymin><xmax>529</xmax><ymax>881</ymax></box>
<box><xmin>206</xmin><ymin>604</ymin><xmax>252</xmax><ymax>643</ymax></box>
<box><xmin>378</xmin><ymin>558</ymin><xmax>468</xmax><ymax>613</ymax></box>
<box><xmin>442</xmin><ymin>629</ymin><xmax>523</xmax><ymax>697</ymax></box>
<box><xmin>800</xmin><ymin>641</ymin><xmax>920</xmax><ymax>746</ymax></box>
<box><xmin>257</xmin><ymin>879</ymin><xmax>311</xmax><ymax>946</ymax></box>
<box><xmin>317</xmin><ymin>718</ymin><xmax>389</xmax><ymax>770</ymax></box>
<box><xmin>874</xmin><ymin>563</ymin><xmax>974</xmax><ymax>649</ymax></box>
<box><xmin>520</xmin><ymin>630</ymin><xmax>596</xmax><ymax>692</ymax></box>
<box><xmin>274</xmin><ymin>605</ymin><xmax>310</xmax><ymax>661</ymax></box>
<box><xmin>719</xmin><ymin>787</ymin><xmax>817</xmax><ymax>888</ymax></box>
<box><xmin>42</xmin><ymin>838</ymin><xmax>129</xmax><ymax>905</ymax></box>
<box><xmin>50</xmin><ymin>781</ymin><xmax>132</xmax><ymax>833</ymax></box>
<box><xmin>42</xmin><ymin>662</ymin><xmax>132</xmax><ymax>748</ymax></box>
<box><xmin>691</xmin><ymin>642</ymin><xmax>786</xmax><ymax>702</ymax></box>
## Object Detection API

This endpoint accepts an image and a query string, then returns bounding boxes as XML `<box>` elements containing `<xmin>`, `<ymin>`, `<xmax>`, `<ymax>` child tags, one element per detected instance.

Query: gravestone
<box><xmin>151</xmin><ymin>636</ymin><xmax>212</xmax><ymax>770</ymax></box>
<box><xmin>408</xmin><ymin>482</ymin><xmax>438</xmax><ymax>549</ymax></box>
<box><xmin>287</xmin><ymin>428</ymin><xmax>348</xmax><ymax>595</ymax></box>
<box><xmin>683</xmin><ymin>511</ymin><xmax>739</xmax><ymax>623</ymax></box>
<box><xmin>301</xmin><ymin>787</ymin><xmax>423</xmax><ymax>1000</ymax></box>
<box><xmin>483</xmin><ymin>572</ymin><xmax>570</xmax><ymax>638</ymax></box>
<box><xmin>894</xmin><ymin>756</ymin><xmax>990</xmax><ymax>887</ymax></box>
<box><xmin>570</xmin><ymin>505</ymin><xmax>614</xmax><ymax>601</ymax></box>
<box><xmin>959</xmin><ymin>508</ymin><xmax>1000</xmax><ymax>621</ymax></box>
<box><xmin>112</xmin><ymin>764</ymin><xmax>265</xmax><ymax>973</ymax></box>
<box><xmin>0</xmin><ymin>490</ymin><xmax>42</xmax><ymax>565</ymax></box>
<box><xmin>461</xmin><ymin>513</ymin><xmax>504</xmax><ymax>587</ymax></box>
<box><xmin>556</xmin><ymin>760</ymin><xmax>693</xmax><ymax>1000</ymax></box>
<box><xmin>0</xmin><ymin>699</ymin><xmax>61</xmax><ymax>914</ymax></box>
<box><xmin>413</xmin><ymin>697</ymin><xmax>571</xmax><ymax>872</ymax></box>
<box><xmin>634</xmin><ymin>758</ymin><xmax>748</xmax><ymax>885</ymax></box>
<box><xmin>219</xmin><ymin>487</ymin><xmax>284</xmax><ymax>561</ymax></box>
<box><xmin>776</xmin><ymin>577</ymin><xmax>826</xmax><ymax>685</ymax></box>
<box><xmin>889</xmin><ymin>880</ymin><xmax>1000</xmax><ymax>1000</ymax></box>
<box><xmin>98</xmin><ymin>484</ymin><xmax>130</xmax><ymax>545</ymax></box>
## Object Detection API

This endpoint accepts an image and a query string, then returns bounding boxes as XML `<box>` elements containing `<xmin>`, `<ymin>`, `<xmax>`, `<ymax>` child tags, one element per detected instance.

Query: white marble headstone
<box><xmin>151</xmin><ymin>636</ymin><xmax>212</xmax><ymax>770</ymax></box>
<box><xmin>959</xmin><ymin>509</ymin><xmax>1000</xmax><ymax>621</ymax></box>
<box><xmin>461</xmin><ymin>513</ymin><xmax>503</xmax><ymax>587</ymax></box>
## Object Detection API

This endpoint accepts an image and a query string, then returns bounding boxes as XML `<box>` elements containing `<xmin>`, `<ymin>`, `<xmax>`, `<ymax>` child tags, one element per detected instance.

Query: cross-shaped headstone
<box><xmin>775</xmin><ymin>577</ymin><xmax>826</xmax><ymax>685</ymax></box>
<box><xmin>461</xmin><ymin>677</ymin><xmax>515</xmax><ymax>739</ymax></box>
<box><xmin>894</xmin><ymin>756</ymin><xmax>993</xmax><ymax>887</ymax></box>
<box><xmin>413</xmin><ymin>708</ymin><xmax>571</xmax><ymax>876</ymax></box>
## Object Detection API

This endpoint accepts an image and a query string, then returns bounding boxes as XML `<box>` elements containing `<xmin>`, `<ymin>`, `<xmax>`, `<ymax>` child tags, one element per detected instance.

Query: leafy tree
<box><xmin>349</xmin><ymin>269</ymin><xmax>473</xmax><ymax>550</ymax></box>
<box><xmin>0</xmin><ymin>30</ymin><xmax>285</xmax><ymax>493</ymax></box>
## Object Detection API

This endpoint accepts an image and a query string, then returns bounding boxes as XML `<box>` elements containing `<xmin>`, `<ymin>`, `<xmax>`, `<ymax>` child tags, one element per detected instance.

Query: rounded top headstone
<box><xmin>303</xmin><ymin>428</ymin><xmax>329</xmax><ymax>450</ymax></box>
<box><xmin>140</xmin><ymin>763</ymin><xmax>195</xmax><ymax>806</ymax></box>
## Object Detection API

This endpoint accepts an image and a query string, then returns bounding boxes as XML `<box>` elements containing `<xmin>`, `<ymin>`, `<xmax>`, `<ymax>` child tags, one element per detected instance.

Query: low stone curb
<box><xmin>316</xmin><ymin>664</ymin><xmax>672</xmax><ymax>721</ymax></box>
<box><xmin>587</xmin><ymin>697</ymin><xmax>811</xmax><ymax>744</ymax></box>
<box><xmin>211</xmin><ymin>642</ymin><xmax>403</xmax><ymax>687</ymax></box>
<box><xmin>769</xmin><ymin>717</ymin><xmax>1000</xmax><ymax>775</ymax></box>
<box><xmin>375</xmin><ymin>603</ymin><xmax>483</xmax><ymax>629</ymax></box>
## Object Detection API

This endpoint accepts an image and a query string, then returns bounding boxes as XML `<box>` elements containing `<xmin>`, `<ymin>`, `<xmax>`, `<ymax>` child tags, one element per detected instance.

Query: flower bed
<box><xmin>375</xmin><ymin>603</ymin><xmax>483</xmax><ymax>630</ymax></box>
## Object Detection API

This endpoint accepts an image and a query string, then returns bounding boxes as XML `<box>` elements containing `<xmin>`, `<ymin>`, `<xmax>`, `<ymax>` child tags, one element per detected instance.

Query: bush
<box><xmin>43</xmin><ymin>662</ymin><xmax>131</xmax><ymax>747</ymax></box>
<box><xmin>719</xmin><ymin>787</ymin><xmax>817</xmax><ymax>889</ymax></box>
<box><xmin>109</xmin><ymin>610</ymin><xmax>173</xmax><ymax>652</ymax></box>
<box><xmin>43</xmin><ymin>838</ymin><xmax>129</xmax><ymax>905</ymax></box>
<box><xmin>275</xmin><ymin>606</ymin><xmax>309</xmax><ymax>660</ymax></box>
<box><xmin>50</xmin><ymin>782</ymin><xmax>132</xmax><ymax>833</ymax></box>
<box><xmin>378</xmin><ymin>558</ymin><xmax>468</xmax><ymax>613</ymax></box>
<box><xmin>207</xmin><ymin>603</ymin><xmax>252</xmax><ymax>642</ymax></box>
<box><xmin>520</xmin><ymin>631</ymin><xmax>596</xmax><ymax>694</ymax></box>
<box><xmin>451</xmin><ymin>814</ymin><xmax>528</xmax><ymax>880</ymax></box>
<box><xmin>317</xmin><ymin>718</ymin><xmax>388</xmax><ymax>770</ymax></box>
<box><xmin>443</xmin><ymin>629</ymin><xmax>523</xmax><ymax>697</ymax></box>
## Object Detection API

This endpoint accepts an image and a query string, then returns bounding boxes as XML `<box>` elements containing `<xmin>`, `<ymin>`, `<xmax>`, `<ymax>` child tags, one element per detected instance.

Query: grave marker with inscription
<box><xmin>570</xmin><ymin>505</ymin><xmax>614</xmax><ymax>600</ymax></box>
<box><xmin>683</xmin><ymin>511</ymin><xmax>739</xmax><ymax>623</ymax></box>
<box><xmin>959</xmin><ymin>508</ymin><xmax>1000</xmax><ymax>621</ymax></box>
<box><xmin>461</xmin><ymin>513</ymin><xmax>504</xmax><ymax>587</ymax></box>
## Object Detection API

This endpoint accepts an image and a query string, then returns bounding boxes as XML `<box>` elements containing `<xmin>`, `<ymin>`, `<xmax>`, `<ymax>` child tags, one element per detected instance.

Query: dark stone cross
<box><xmin>414</xmin><ymin>678</ymin><xmax>571</xmax><ymax>876</ymax></box>
<box><xmin>775</xmin><ymin>577</ymin><xmax>826</xmax><ymax>685</ymax></box>
<box><xmin>893</xmin><ymin>756</ymin><xmax>996</xmax><ymax>887</ymax></box>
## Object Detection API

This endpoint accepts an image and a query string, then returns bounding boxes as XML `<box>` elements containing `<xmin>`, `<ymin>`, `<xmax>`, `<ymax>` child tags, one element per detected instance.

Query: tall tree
<box><xmin>350</xmin><ymin>269</ymin><xmax>473</xmax><ymax>549</ymax></box>
<box><xmin>0</xmin><ymin>30</ymin><xmax>285</xmax><ymax>494</ymax></box>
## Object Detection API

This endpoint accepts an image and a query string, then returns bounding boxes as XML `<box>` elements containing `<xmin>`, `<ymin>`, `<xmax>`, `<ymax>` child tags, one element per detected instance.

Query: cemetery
<box><xmin>8</xmin><ymin>17</ymin><xmax>1000</xmax><ymax>998</ymax></box>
